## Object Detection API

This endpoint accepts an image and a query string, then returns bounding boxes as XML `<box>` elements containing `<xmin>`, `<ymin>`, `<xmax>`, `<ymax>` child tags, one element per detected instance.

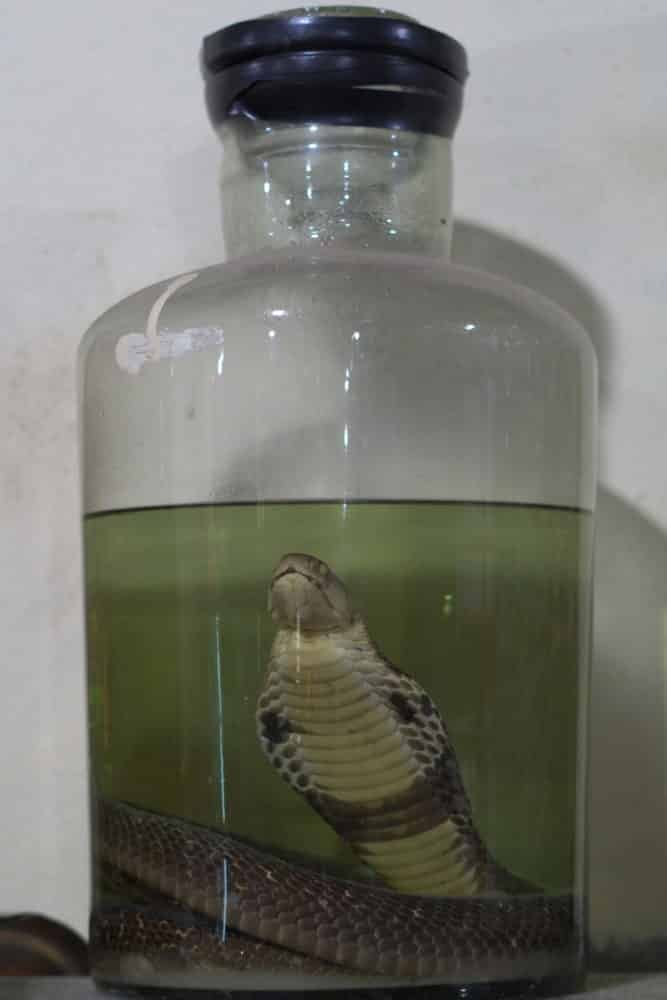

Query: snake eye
<box><xmin>318</xmin><ymin>561</ymin><xmax>328</xmax><ymax>577</ymax></box>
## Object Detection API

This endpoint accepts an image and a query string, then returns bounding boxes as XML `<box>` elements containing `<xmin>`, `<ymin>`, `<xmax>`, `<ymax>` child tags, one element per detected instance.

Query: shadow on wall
<box><xmin>453</xmin><ymin>221</ymin><xmax>667</xmax><ymax>971</ymax></box>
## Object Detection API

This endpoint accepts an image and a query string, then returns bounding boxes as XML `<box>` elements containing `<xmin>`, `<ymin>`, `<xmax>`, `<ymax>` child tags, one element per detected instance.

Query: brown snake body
<box><xmin>93</xmin><ymin>554</ymin><xmax>578</xmax><ymax>985</ymax></box>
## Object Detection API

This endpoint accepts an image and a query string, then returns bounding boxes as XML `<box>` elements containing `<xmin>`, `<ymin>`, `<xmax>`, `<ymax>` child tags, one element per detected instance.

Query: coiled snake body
<box><xmin>94</xmin><ymin>554</ymin><xmax>576</xmax><ymax>985</ymax></box>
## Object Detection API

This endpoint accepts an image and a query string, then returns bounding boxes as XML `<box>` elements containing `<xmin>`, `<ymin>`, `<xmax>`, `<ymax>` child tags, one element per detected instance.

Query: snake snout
<box><xmin>269</xmin><ymin>553</ymin><xmax>353</xmax><ymax>632</ymax></box>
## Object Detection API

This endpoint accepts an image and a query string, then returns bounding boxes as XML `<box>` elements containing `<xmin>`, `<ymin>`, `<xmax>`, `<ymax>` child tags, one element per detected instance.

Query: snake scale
<box><xmin>93</xmin><ymin>553</ymin><xmax>576</xmax><ymax>984</ymax></box>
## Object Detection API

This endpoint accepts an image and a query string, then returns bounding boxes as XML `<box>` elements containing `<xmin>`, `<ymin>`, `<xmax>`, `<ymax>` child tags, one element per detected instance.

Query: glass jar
<box><xmin>80</xmin><ymin>8</ymin><xmax>597</xmax><ymax>998</ymax></box>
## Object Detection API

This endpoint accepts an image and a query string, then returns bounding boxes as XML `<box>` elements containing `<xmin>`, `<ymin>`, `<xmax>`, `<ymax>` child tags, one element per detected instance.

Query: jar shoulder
<box><xmin>79</xmin><ymin>248</ymin><xmax>595</xmax><ymax>366</ymax></box>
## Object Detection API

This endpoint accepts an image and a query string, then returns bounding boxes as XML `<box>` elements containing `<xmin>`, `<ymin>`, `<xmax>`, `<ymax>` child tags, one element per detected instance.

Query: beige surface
<box><xmin>1</xmin><ymin>975</ymin><xmax>666</xmax><ymax>998</ymax></box>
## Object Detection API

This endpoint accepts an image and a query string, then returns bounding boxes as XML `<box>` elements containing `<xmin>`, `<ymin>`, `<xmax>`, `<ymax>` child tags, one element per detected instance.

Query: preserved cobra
<box><xmin>93</xmin><ymin>554</ymin><xmax>575</xmax><ymax>985</ymax></box>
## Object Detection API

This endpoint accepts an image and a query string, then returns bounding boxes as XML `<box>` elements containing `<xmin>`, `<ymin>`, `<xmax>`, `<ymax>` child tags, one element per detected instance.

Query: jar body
<box><xmin>81</xmin><ymin>248</ymin><xmax>595</xmax><ymax>996</ymax></box>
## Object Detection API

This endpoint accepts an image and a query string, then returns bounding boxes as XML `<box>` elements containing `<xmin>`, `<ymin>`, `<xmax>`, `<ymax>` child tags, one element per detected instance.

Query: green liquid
<box><xmin>86</xmin><ymin>500</ymin><xmax>591</xmax><ymax>897</ymax></box>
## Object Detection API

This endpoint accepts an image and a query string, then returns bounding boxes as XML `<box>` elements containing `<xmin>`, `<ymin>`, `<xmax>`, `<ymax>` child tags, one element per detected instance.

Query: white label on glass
<box><xmin>115</xmin><ymin>326</ymin><xmax>225</xmax><ymax>375</ymax></box>
<box><xmin>115</xmin><ymin>272</ymin><xmax>223</xmax><ymax>374</ymax></box>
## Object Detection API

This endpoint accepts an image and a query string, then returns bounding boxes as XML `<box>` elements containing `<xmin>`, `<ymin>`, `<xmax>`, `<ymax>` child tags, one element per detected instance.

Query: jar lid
<box><xmin>201</xmin><ymin>8</ymin><xmax>468</xmax><ymax>137</ymax></box>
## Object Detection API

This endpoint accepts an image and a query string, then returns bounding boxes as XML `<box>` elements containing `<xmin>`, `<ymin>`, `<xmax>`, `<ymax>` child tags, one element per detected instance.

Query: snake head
<box><xmin>269</xmin><ymin>553</ymin><xmax>354</xmax><ymax>632</ymax></box>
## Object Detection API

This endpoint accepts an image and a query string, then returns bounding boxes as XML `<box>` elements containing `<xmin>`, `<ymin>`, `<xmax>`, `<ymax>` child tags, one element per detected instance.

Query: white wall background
<box><xmin>1</xmin><ymin>0</ymin><xmax>666</xmax><ymax>965</ymax></box>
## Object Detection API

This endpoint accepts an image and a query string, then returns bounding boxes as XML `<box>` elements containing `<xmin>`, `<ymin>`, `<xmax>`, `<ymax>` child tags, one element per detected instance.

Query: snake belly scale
<box><xmin>94</xmin><ymin>553</ymin><xmax>576</xmax><ymax>982</ymax></box>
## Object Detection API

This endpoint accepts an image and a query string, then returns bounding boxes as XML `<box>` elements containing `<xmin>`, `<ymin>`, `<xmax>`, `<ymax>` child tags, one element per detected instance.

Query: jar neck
<box><xmin>219</xmin><ymin>122</ymin><xmax>453</xmax><ymax>260</ymax></box>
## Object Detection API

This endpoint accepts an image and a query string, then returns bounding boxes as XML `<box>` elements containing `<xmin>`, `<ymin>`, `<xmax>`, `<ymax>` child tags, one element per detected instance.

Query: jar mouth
<box><xmin>221</xmin><ymin>119</ymin><xmax>441</xmax><ymax>171</ymax></box>
<box><xmin>201</xmin><ymin>11</ymin><xmax>467</xmax><ymax>139</ymax></box>
<box><xmin>202</xmin><ymin>11</ymin><xmax>466</xmax><ymax>80</ymax></box>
